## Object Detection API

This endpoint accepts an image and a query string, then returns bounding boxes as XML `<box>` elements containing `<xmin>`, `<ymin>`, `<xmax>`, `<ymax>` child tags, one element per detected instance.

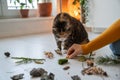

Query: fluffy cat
<box><xmin>52</xmin><ymin>13</ymin><xmax>89</xmax><ymax>51</ymax></box>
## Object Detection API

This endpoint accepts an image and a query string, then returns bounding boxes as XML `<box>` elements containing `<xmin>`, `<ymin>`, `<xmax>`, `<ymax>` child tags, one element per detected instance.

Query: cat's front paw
<box><xmin>62</xmin><ymin>50</ymin><xmax>67</xmax><ymax>54</ymax></box>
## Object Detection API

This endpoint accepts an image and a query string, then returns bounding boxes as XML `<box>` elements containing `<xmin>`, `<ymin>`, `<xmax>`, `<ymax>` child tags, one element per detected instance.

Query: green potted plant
<box><xmin>73</xmin><ymin>0</ymin><xmax>88</xmax><ymax>23</ymax></box>
<box><xmin>13</xmin><ymin>0</ymin><xmax>33</xmax><ymax>18</ymax></box>
<box><xmin>37</xmin><ymin>0</ymin><xmax>52</xmax><ymax>17</ymax></box>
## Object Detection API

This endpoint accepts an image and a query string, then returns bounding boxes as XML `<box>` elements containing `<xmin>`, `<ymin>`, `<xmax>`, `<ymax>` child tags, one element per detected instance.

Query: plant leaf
<box><xmin>28</xmin><ymin>0</ymin><xmax>32</xmax><ymax>3</ymax></box>
<box><xmin>16</xmin><ymin>0</ymin><xmax>20</xmax><ymax>3</ymax></box>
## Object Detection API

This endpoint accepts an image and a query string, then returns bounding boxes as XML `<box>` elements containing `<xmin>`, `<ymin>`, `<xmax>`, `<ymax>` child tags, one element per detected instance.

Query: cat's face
<box><xmin>53</xmin><ymin>21</ymin><xmax>71</xmax><ymax>38</ymax></box>
<box><xmin>53</xmin><ymin>13</ymin><xmax>72</xmax><ymax>39</ymax></box>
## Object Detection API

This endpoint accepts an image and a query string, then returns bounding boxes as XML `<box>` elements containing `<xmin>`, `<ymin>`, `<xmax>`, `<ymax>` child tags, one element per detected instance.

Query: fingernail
<box><xmin>66</xmin><ymin>55</ymin><xmax>69</xmax><ymax>59</ymax></box>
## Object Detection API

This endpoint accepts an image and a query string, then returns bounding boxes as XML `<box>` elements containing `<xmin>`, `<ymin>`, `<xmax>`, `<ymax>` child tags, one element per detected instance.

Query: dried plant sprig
<box><xmin>96</xmin><ymin>56</ymin><xmax>120</xmax><ymax>65</ymax></box>
<box><xmin>11</xmin><ymin>57</ymin><xmax>45</xmax><ymax>64</ymax></box>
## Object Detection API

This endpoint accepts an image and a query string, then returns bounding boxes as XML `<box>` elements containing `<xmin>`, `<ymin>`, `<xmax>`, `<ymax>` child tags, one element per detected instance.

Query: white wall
<box><xmin>0</xmin><ymin>0</ymin><xmax>2</xmax><ymax>17</ymax></box>
<box><xmin>87</xmin><ymin>0</ymin><xmax>120</xmax><ymax>32</ymax></box>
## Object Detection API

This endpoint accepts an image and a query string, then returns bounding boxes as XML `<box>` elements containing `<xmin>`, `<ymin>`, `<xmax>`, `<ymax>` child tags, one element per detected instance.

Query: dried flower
<box><xmin>44</xmin><ymin>51</ymin><xmax>54</xmax><ymax>59</ymax></box>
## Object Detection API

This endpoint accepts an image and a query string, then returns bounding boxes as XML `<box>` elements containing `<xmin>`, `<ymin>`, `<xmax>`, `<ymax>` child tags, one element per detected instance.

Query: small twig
<box><xmin>82</xmin><ymin>62</ymin><xmax>85</xmax><ymax>69</ymax></box>
<box><xmin>11</xmin><ymin>57</ymin><xmax>45</xmax><ymax>64</ymax></box>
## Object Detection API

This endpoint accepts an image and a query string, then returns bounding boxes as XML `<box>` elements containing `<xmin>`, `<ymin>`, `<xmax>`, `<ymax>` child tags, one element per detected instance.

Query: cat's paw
<box><xmin>62</xmin><ymin>50</ymin><xmax>67</xmax><ymax>54</ymax></box>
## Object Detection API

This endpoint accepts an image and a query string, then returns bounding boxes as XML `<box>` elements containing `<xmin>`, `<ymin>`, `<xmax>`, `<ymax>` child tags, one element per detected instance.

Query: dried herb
<box><xmin>11</xmin><ymin>57</ymin><xmax>45</xmax><ymax>64</ymax></box>
<box><xmin>58</xmin><ymin>58</ymin><xmax>68</xmax><ymax>65</ymax></box>
<box><xmin>96</xmin><ymin>56</ymin><xmax>120</xmax><ymax>65</ymax></box>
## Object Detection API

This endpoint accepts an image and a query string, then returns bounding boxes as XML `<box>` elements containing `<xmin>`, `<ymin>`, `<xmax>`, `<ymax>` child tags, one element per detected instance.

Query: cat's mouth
<box><xmin>59</xmin><ymin>38</ymin><xmax>66</xmax><ymax>41</ymax></box>
<box><xmin>59</xmin><ymin>33</ymin><xmax>69</xmax><ymax>38</ymax></box>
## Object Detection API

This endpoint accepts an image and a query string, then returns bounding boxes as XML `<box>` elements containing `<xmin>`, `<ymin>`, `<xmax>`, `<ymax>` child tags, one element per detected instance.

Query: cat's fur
<box><xmin>52</xmin><ymin>13</ymin><xmax>89</xmax><ymax>51</ymax></box>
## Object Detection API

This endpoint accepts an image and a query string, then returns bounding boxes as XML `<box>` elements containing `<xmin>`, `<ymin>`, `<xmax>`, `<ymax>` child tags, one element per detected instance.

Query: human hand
<box><xmin>66</xmin><ymin>44</ymin><xmax>83</xmax><ymax>59</ymax></box>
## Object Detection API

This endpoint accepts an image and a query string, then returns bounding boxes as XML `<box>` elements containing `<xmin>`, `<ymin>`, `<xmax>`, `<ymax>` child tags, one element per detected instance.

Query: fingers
<box><xmin>67</xmin><ymin>45</ymin><xmax>75</xmax><ymax>55</ymax></box>
<box><xmin>66</xmin><ymin>44</ymin><xmax>78</xmax><ymax>58</ymax></box>
<box><xmin>66</xmin><ymin>44</ymin><xmax>83</xmax><ymax>59</ymax></box>
<box><xmin>67</xmin><ymin>51</ymin><xmax>77</xmax><ymax>59</ymax></box>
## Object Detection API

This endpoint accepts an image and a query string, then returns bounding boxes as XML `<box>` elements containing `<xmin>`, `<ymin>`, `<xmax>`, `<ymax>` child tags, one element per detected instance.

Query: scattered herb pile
<box><xmin>6</xmin><ymin>50</ymin><xmax>120</xmax><ymax>79</ymax></box>
<box><xmin>81</xmin><ymin>59</ymin><xmax>108</xmax><ymax>77</ymax></box>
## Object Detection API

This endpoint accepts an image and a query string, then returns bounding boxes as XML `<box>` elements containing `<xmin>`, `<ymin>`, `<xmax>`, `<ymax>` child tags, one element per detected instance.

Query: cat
<box><xmin>52</xmin><ymin>12</ymin><xmax>89</xmax><ymax>51</ymax></box>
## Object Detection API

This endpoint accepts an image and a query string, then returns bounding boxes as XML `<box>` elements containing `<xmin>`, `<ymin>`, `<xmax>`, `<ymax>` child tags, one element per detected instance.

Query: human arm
<box><xmin>67</xmin><ymin>19</ymin><xmax>120</xmax><ymax>58</ymax></box>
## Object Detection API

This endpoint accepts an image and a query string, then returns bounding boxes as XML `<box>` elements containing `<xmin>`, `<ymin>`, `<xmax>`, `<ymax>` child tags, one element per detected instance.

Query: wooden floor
<box><xmin>0</xmin><ymin>32</ymin><xmax>120</xmax><ymax>80</ymax></box>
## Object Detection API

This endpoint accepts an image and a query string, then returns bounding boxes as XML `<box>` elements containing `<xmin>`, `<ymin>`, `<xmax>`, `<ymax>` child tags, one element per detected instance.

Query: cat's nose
<box><xmin>60</xmin><ymin>32</ymin><xmax>64</xmax><ymax>35</ymax></box>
